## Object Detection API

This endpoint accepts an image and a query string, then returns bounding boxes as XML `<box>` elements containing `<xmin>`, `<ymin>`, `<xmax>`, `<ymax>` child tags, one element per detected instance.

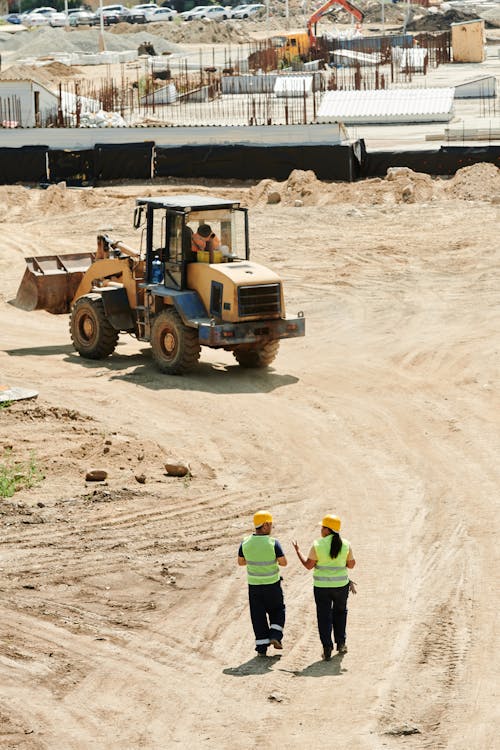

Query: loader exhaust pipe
<box><xmin>12</xmin><ymin>252</ymin><xmax>95</xmax><ymax>315</ymax></box>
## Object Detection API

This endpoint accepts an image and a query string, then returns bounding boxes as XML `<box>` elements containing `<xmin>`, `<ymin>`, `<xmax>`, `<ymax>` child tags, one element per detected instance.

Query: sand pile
<box><xmin>384</xmin><ymin>167</ymin><xmax>435</xmax><ymax>204</ymax></box>
<box><xmin>247</xmin><ymin>164</ymin><xmax>499</xmax><ymax>208</ymax></box>
<box><xmin>443</xmin><ymin>163</ymin><xmax>500</xmax><ymax>202</ymax></box>
<box><xmin>247</xmin><ymin>170</ymin><xmax>329</xmax><ymax>207</ymax></box>
<box><xmin>37</xmin><ymin>183</ymin><xmax>117</xmax><ymax>213</ymax></box>
<box><xmin>248</xmin><ymin>167</ymin><xmax>437</xmax><ymax>207</ymax></box>
<box><xmin>115</xmin><ymin>19</ymin><xmax>253</xmax><ymax>45</ymax></box>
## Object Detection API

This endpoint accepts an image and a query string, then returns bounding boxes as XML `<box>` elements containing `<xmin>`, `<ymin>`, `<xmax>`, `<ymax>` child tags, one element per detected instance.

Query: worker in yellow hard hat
<box><xmin>238</xmin><ymin>510</ymin><xmax>288</xmax><ymax>657</ymax></box>
<box><xmin>292</xmin><ymin>514</ymin><xmax>356</xmax><ymax>660</ymax></box>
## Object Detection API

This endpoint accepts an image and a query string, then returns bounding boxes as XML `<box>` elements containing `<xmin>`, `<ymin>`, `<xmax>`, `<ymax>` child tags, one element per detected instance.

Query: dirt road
<box><xmin>0</xmin><ymin>168</ymin><xmax>498</xmax><ymax>748</ymax></box>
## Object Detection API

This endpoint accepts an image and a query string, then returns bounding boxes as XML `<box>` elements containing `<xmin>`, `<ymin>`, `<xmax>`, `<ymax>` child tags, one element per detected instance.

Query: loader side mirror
<box><xmin>133</xmin><ymin>206</ymin><xmax>145</xmax><ymax>229</ymax></box>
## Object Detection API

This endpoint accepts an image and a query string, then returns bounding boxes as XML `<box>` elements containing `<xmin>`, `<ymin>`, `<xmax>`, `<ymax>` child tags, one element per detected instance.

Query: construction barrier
<box><xmin>0</xmin><ymin>142</ymin><xmax>498</xmax><ymax>185</ymax></box>
<box><xmin>0</xmin><ymin>145</ymin><xmax>48</xmax><ymax>184</ymax></box>
<box><xmin>362</xmin><ymin>144</ymin><xmax>500</xmax><ymax>177</ymax></box>
<box><xmin>154</xmin><ymin>144</ymin><xmax>361</xmax><ymax>182</ymax></box>
<box><xmin>94</xmin><ymin>142</ymin><xmax>154</xmax><ymax>181</ymax></box>
<box><xmin>48</xmin><ymin>149</ymin><xmax>95</xmax><ymax>186</ymax></box>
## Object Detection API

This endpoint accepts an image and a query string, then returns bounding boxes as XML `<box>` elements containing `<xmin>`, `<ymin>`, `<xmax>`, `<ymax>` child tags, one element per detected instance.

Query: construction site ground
<box><xmin>0</xmin><ymin>164</ymin><xmax>499</xmax><ymax>748</ymax></box>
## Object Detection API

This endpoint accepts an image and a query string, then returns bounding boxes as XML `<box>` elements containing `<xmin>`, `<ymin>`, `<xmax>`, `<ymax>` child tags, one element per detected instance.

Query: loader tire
<box><xmin>70</xmin><ymin>296</ymin><xmax>119</xmax><ymax>359</ymax></box>
<box><xmin>233</xmin><ymin>341</ymin><xmax>280</xmax><ymax>369</ymax></box>
<box><xmin>151</xmin><ymin>309</ymin><xmax>200</xmax><ymax>375</ymax></box>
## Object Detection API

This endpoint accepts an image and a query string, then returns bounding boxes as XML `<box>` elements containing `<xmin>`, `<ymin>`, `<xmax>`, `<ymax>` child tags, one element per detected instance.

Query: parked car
<box><xmin>68</xmin><ymin>9</ymin><xmax>96</xmax><ymax>26</ymax></box>
<box><xmin>124</xmin><ymin>3</ymin><xmax>159</xmax><ymax>23</ymax></box>
<box><xmin>192</xmin><ymin>5</ymin><xmax>230</xmax><ymax>20</ymax></box>
<box><xmin>49</xmin><ymin>11</ymin><xmax>68</xmax><ymax>27</ymax></box>
<box><xmin>93</xmin><ymin>4</ymin><xmax>129</xmax><ymax>25</ymax></box>
<box><xmin>229</xmin><ymin>4</ymin><xmax>249</xmax><ymax>17</ymax></box>
<box><xmin>22</xmin><ymin>7</ymin><xmax>58</xmax><ymax>26</ymax></box>
<box><xmin>4</xmin><ymin>13</ymin><xmax>22</xmax><ymax>24</ymax></box>
<box><xmin>145</xmin><ymin>7</ymin><xmax>177</xmax><ymax>21</ymax></box>
<box><xmin>231</xmin><ymin>3</ymin><xmax>264</xmax><ymax>18</ymax></box>
<box><xmin>178</xmin><ymin>5</ymin><xmax>213</xmax><ymax>21</ymax></box>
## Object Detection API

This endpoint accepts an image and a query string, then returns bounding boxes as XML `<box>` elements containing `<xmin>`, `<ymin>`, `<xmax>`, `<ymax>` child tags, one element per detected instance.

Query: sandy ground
<box><xmin>0</xmin><ymin>166</ymin><xmax>499</xmax><ymax>749</ymax></box>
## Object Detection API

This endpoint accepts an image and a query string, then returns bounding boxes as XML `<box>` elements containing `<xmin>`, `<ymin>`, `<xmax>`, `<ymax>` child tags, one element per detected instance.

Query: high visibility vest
<box><xmin>241</xmin><ymin>534</ymin><xmax>280</xmax><ymax>586</ymax></box>
<box><xmin>313</xmin><ymin>536</ymin><xmax>350</xmax><ymax>588</ymax></box>
<box><xmin>192</xmin><ymin>232</ymin><xmax>221</xmax><ymax>254</ymax></box>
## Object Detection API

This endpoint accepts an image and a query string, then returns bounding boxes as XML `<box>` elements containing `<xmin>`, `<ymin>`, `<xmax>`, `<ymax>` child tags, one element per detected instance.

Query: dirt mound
<box><xmin>444</xmin><ymin>162</ymin><xmax>500</xmax><ymax>201</ymax></box>
<box><xmin>140</xmin><ymin>19</ymin><xmax>252</xmax><ymax>45</ymax></box>
<box><xmin>384</xmin><ymin>166</ymin><xmax>436</xmax><ymax>203</ymax></box>
<box><xmin>0</xmin><ymin>186</ymin><xmax>31</xmax><ymax>221</ymax></box>
<box><xmin>247</xmin><ymin>167</ymin><xmax>437</xmax><ymax>207</ymax></box>
<box><xmin>247</xmin><ymin>170</ymin><xmax>328</xmax><ymax>207</ymax></box>
<box><xmin>39</xmin><ymin>60</ymin><xmax>79</xmax><ymax>80</ymax></box>
<box><xmin>407</xmin><ymin>8</ymin><xmax>477</xmax><ymax>32</ymax></box>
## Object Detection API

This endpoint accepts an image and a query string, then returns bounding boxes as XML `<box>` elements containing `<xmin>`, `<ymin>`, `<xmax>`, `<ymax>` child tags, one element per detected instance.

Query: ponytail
<box><xmin>329</xmin><ymin>531</ymin><xmax>342</xmax><ymax>559</ymax></box>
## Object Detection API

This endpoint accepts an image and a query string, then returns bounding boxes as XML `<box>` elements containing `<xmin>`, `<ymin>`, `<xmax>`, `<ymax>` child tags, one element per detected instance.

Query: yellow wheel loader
<box><xmin>14</xmin><ymin>195</ymin><xmax>305</xmax><ymax>375</ymax></box>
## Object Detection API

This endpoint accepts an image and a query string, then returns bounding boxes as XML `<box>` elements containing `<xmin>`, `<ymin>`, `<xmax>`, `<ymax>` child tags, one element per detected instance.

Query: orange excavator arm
<box><xmin>307</xmin><ymin>0</ymin><xmax>364</xmax><ymax>45</ymax></box>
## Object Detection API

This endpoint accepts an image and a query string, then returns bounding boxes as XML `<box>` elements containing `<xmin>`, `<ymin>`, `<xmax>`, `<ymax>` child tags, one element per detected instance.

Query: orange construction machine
<box><xmin>272</xmin><ymin>0</ymin><xmax>365</xmax><ymax>65</ymax></box>
<box><xmin>307</xmin><ymin>0</ymin><xmax>365</xmax><ymax>46</ymax></box>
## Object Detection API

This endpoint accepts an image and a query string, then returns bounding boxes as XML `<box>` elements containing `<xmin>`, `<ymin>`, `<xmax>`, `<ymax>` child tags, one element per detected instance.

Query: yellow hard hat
<box><xmin>253</xmin><ymin>510</ymin><xmax>273</xmax><ymax>528</ymax></box>
<box><xmin>321</xmin><ymin>514</ymin><xmax>341</xmax><ymax>533</ymax></box>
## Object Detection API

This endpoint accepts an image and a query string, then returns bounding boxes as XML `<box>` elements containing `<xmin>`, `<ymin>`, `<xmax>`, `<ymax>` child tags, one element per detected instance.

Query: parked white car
<box><xmin>231</xmin><ymin>3</ymin><xmax>264</xmax><ymax>18</ymax></box>
<box><xmin>49</xmin><ymin>11</ymin><xmax>68</xmax><ymax>26</ymax></box>
<box><xmin>145</xmin><ymin>7</ymin><xmax>177</xmax><ymax>21</ymax></box>
<box><xmin>178</xmin><ymin>5</ymin><xmax>213</xmax><ymax>21</ymax></box>
<box><xmin>229</xmin><ymin>4</ymin><xmax>249</xmax><ymax>17</ymax></box>
<box><xmin>193</xmin><ymin>5</ymin><xmax>230</xmax><ymax>20</ymax></box>
<box><xmin>22</xmin><ymin>7</ymin><xmax>57</xmax><ymax>26</ymax></box>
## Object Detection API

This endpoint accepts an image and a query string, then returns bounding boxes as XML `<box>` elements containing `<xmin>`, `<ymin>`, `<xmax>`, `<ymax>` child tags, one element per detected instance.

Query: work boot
<box><xmin>257</xmin><ymin>651</ymin><xmax>268</xmax><ymax>658</ymax></box>
<box><xmin>337</xmin><ymin>642</ymin><xmax>347</xmax><ymax>654</ymax></box>
<box><xmin>270</xmin><ymin>639</ymin><xmax>283</xmax><ymax>650</ymax></box>
<box><xmin>322</xmin><ymin>646</ymin><xmax>332</xmax><ymax>661</ymax></box>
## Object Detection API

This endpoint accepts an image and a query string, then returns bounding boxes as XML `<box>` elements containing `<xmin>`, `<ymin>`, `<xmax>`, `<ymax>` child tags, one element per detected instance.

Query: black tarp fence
<box><xmin>48</xmin><ymin>149</ymin><xmax>95</xmax><ymax>185</ymax></box>
<box><xmin>94</xmin><ymin>141</ymin><xmax>154</xmax><ymax>181</ymax></box>
<box><xmin>362</xmin><ymin>145</ymin><xmax>500</xmax><ymax>177</ymax></box>
<box><xmin>0</xmin><ymin>145</ymin><xmax>48</xmax><ymax>184</ymax></box>
<box><xmin>0</xmin><ymin>142</ymin><xmax>499</xmax><ymax>185</ymax></box>
<box><xmin>154</xmin><ymin>144</ymin><xmax>361</xmax><ymax>182</ymax></box>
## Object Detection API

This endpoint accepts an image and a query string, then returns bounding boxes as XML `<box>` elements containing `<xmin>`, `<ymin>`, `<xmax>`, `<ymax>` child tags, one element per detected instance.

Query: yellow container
<box><xmin>197</xmin><ymin>250</ymin><xmax>210</xmax><ymax>263</ymax></box>
<box><xmin>197</xmin><ymin>249</ymin><xmax>222</xmax><ymax>264</ymax></box>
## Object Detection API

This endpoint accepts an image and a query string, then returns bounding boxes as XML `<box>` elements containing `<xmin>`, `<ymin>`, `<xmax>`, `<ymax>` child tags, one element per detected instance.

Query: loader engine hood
<box><xmin>208</xmin><ymin>260</ymin><xmax>281</xmax><ymax>286</ymax></box>
<box><xmin>186</xmin><ymin>260</ymin><xmax>285</xmax><ymax>323</ymax></box>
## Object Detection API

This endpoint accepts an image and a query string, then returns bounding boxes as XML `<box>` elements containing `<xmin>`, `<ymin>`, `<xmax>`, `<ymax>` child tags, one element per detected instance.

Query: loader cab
<box><xmin>134</xmin><ymin>195</ymin><xmax>249</xmax><ymax>291</ymax></box>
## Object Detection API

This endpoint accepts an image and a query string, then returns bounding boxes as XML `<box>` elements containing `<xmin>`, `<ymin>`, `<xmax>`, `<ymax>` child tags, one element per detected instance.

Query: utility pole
<box><xmin>98</xmin><ymin>0</ymin><xmax>106</xmax><ymax>53</ymax></box>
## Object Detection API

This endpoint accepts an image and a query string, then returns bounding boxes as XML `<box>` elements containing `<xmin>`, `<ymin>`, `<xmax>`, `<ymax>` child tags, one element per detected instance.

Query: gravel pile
<box><xmin>0</xmin><ymin>27</ymin><xmax>183</xmax><ymax>60</ymax></box>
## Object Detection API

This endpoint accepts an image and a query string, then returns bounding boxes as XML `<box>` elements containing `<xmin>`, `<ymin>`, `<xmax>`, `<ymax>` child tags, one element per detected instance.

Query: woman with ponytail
<box><xmin>292</xmin><ymin>515</ymin><xmax>355</xmax><ymax>661</ymax></box>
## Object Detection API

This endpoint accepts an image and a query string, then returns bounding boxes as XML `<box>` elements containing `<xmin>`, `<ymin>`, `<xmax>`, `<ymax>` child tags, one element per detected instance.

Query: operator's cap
<box><xmin>253</xmin><ymin>510</ymin><xmax>273</xmax><ymax>528</ymax></box>
<box><xmin>320</xmin><ymin>514</ymin><xmax>341</xmax><ymax>532</ymax></box>
<box><xmin>197</xmin><ymin>223</ymin><xmax>212</xmax><ymax>238</ymax></box>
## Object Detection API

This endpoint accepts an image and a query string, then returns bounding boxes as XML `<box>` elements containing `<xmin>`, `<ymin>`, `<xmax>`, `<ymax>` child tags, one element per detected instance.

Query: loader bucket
<box><xmin>13</xmin><ymin>253</ymin><xmax>95</xmax><ymax>315</ymax></box>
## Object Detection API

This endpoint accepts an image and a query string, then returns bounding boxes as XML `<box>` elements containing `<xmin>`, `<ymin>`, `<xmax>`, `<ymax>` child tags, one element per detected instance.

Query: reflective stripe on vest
<box><xmin>241</xmin><ymin>534</ymin><xmax>280</xmax><ymax>585</ymax></box>
<box><xmin>313</xmin><ymin>536</ymin><xmax>350</xmax><ymax>588</ymax></box>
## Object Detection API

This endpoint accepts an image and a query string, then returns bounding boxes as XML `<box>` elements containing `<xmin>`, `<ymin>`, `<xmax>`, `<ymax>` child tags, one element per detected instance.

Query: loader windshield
<box><xmin>185</xmin><ymin>208</ymin><xmax>247</xmax><ymax>261</ymax></box>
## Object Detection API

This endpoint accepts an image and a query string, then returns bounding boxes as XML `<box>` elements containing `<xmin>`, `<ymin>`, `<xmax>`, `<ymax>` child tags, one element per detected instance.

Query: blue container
<box><xmin>151</xmin><ymin>257</ymin><xmax>163</xmax><ymax>284</ymax></box>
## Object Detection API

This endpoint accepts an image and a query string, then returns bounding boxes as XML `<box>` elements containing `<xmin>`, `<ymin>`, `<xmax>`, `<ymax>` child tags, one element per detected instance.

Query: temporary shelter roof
<box><xmin>317</xmin><ymin>88</ymin><xmax>455</xmax><ymax>124</ymax></box>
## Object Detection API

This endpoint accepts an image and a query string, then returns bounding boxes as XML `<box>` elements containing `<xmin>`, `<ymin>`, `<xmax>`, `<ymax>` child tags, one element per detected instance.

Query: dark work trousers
<box><xmin>248</xmin><ymin>581</ymin><xmax>285</xmax><ymax>654</ymax></box>
<box><xmin>314</xmin><ymin>583</ymin><xmax>349</xmax><ymax>649</ymax></box>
